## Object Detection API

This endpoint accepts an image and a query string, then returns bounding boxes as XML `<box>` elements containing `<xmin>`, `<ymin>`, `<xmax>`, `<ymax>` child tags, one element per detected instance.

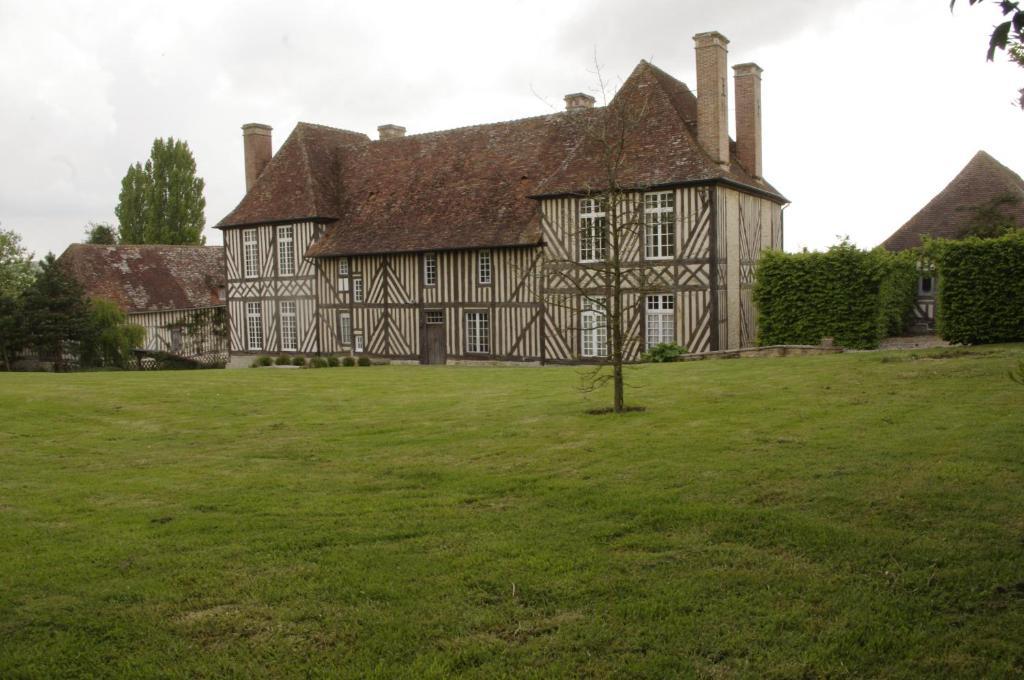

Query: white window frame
<box><xmin>425</xmin><ymin>309</ymin><xmax>444</xmax><ymax>325</ymax></box>
<box><xmin>644</xmin><ymin>191</ymin><xmax>676</xmax><ymax>260</ymax></box>
<box><xmin>424</xmin><ymin>252</ymin><xmax>437</xmax><ymax>287</ymax></box>
<box><xmin>243</xmin><ymin>229</ymin><xmax>258</xmax><ymax>279</ymax></box>
<box><xmin>280</xmin><ymin>300</ymin><xmax>298</xmax><ymax>351</ymax></box>
<box><xmin>277</xmin><ymin>225</ymin><xmax>296</xmax><ymax>276</ymax></box>
<box><xmin>246</xmin><ymin>301</ymin><xmax>263</xmax><ymax>351</ymax></box>
<box><xmin>580</xmin><ymin>296</ymin><xmax>608</xmax><ymax>358</ymax></box>
<box><xmin>645</xmin><ymin>294</ymin><xmax>675</xmax><ymax>349</ymax></box>
<box><xmin>477</xmin><ymin>250</ymin><xmax>492</xmax><ymax>285</ymax></box>
<box><xmin>352</xmin><ymin>276</ymin><xmax>364</xmax><ymax>303</ymax></box>
<box><xmin>465</xmin><ymin>311</ymin><xmax>490</xmax><ymax>354</ymax></box>
<box><xmin>338</xmin><ymin>312</ymin><xmax>352</xmax><ymax>346</ymax></box>
<box><xmin>338</xmin><ymin>258</ymin><xmax>350</xmax><ymax>292</ymax></box>
<box><xmin>579</xmin><ymin>198</ymin><xmax>607</xmax><ymax>263</ymax></box>
<box><xmin>354</xmin><ymin>333</ymin><xmax>364</xmax><ymax>353</ymax></box>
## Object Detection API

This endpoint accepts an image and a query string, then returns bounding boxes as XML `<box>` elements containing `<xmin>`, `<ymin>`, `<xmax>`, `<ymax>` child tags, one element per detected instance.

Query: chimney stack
<box><xmin>242</xmin><ymin>123</ymin><xmax>272</xmax><ymax>192</ymax></box>
<box><xmin>378</xmin><ymin>124</ymin><xmax>406</xmax><ymax>140</ymax></box>
<box><xmin>564</xmin><ymin>93</ymin><xmax>596</xmax><ymax>112</ymax></box>
<box><xmin>693</xmin><ymin>31</ymin><xmax>730</xmax><ymax>167</ymax></box>
<box><xmin>733</xmin><ymin>63</ymin><xmax>763</xmax><ymax>179</ymax></box>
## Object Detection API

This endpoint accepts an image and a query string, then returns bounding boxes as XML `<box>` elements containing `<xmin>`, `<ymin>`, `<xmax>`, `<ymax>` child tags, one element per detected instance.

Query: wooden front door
<box><xmin>421</xmin><ymin>310</ymin><xmax>447</xmax><ymax>365</ymax></box>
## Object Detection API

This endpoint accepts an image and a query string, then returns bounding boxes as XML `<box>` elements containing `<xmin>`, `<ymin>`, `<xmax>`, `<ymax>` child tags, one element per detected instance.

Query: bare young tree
<box><xmin>538</xmin><ymin>66</ymin><xmax>660</xmax><ymax>413</ymax></box>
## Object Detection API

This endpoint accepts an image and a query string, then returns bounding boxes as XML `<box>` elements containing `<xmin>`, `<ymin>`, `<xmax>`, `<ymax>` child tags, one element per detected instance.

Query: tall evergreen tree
<box><xmin>22</xmin><ymin>254</ymin><xmax>90</xmax><ymax>372</ymax></box>
<box><xmin>115</xmin><ymin>163</ymin><xmax>148</xmax><ymax>244</ymax></box>
<box><xmin>114</xmin><ymin>138</ymin><xmax>207</xmax><ymax>245</ymax></box>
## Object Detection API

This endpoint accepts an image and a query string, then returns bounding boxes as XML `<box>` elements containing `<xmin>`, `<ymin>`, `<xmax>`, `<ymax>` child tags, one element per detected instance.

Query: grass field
<box><xmin>2</xmin><ymin>346</ymin><xmax>1023</xmax><ymax>678</ymax></box>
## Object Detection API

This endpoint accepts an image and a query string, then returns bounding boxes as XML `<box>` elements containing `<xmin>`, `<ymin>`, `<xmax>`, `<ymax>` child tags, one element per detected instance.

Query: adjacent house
<box><xmin>216</xmin><ymin>31</ymin><xmax>786</xmax><ymax>367</ymax></box>
<box><xmin>881</xmin><ymin>150</ymin><xmax>1024</xmax><ymax>331</ymax></box>
<box><xmin>58</xmin><ymin>244</ymin><xmax>227</xmax><ymax>358</ymax></box>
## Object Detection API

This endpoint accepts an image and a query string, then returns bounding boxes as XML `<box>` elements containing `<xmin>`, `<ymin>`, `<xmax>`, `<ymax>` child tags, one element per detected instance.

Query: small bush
<box><xmin>326</xmin><ymin>355</ymin><xmax>340</xmax><ymax>367</ymax></box>
<box><xmin>641</xmin><ymin>343</ymin><xmax>686</xmax><ymax>363</ymax></box>
<box><xmin>275</xmin><ymin>355</ymin><xmax>291</xmax><ymax>366</ymax></box>
<box><xmin>291</xmin><ymin>356</ymin><xmax>306</xmax><ymax>367</ymax></box>
<box><xmin>252</xmin><ymin>356</ymin><xmax>273</xmax><ymax>367</ymax></box>
<box><xmin>342</xmin><ymin>356</ymin><xmax>356</xmax><ymax>367</ymax></box>
<box><xmin>357</xmin><ymin>356</ymin><xmax>371</xmax><ymax>367</ymax></box>
<box><xmin>308</xmin><ymin>357</ymin><xmax>329</xmax><ymax>369</ymax></box>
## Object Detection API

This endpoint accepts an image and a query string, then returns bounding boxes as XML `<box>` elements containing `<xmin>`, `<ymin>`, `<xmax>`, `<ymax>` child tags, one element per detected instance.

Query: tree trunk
<box><xmin>613</xmin><ymin>360</ymin><xmax>624</xmax><ymax>413</ymax></box>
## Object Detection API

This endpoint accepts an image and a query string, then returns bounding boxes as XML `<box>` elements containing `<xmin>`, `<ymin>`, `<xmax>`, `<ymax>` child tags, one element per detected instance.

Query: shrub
<box><xmin>342</xmin><ymin>356</ymin><xmax>356</xmax><ymax>367</ymax></box>
<box><xmin>357</xmin><ymin>356</ymin><xmax>371</xmax><ymax>367</ymax></box>
<box><xmin>754</xmin><ymin>241</ymin><xmax>917</xmax><ymax>349</ymax></box>
<box><xmin>326</xmin><ymin>355</ymin><xmax>340</xmax><ymax>367</ymax></box>
<box><xmin>929</xmin><ymin>232</ymin><xmax>1024</xmax><ymax>344</ymax></box>
<box><xmin>308</xmin><ymin>357</ymin><xmax>329</xmax><ymax>369</ymax></box>
<box><xmin>275</xmin><ymin>355</ymin><xmax>291</xmax><ymax>366</ymax></box>
<box><xmin>252</xmin><ymin>356</ymin><xmax>272</xmax><ymax>367</ymax></box>
<box><xmin>79</xmin><ymin>299</ymin><xmax>146</xmax><ymax>369</ymax></box>
<box><xmin>291</xmin><ymin>356</ymin><xmax>306</xmax><ymax>367</ymax></box>
<box><xmin>641</xmin><ymin>342</ymin><xmax>686</xmax><ymax>362</ymax></box>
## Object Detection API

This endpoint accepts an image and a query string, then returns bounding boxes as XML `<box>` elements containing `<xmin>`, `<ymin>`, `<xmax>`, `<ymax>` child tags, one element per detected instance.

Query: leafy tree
<box><xmin>953</xmin><ymin>0</ymin><xmax>1024</xmax><ymax>106</ymax></box>
<box><xmin>80</xmin><ymin>298</ymin><xmax>145</xmax><ymax>368</ymax></box>
<box><xmin>0</xmin><ymin>226</ymin><xmax>35</xmax><ymax>299</ymax></box>
<box><xmin>84</xmin><ymin>221</ymin><xmax>118</xmax><ymax>245</ymax></box>
<box><xmin>115</xmin><ymin>138</ymin><xmax>207</xmax><ymax>245</ymax></box>
<box><xmin>21</xmin><ymin>254</ymin><xmax>90</xmax><ymax>372</ymax></box>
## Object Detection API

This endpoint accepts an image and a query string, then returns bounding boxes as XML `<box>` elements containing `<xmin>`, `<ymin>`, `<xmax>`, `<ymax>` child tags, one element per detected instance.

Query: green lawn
<box><xmin>1</xmin><ymin>347</ymin><xmax>1023</xmax><ymax>678</ymax></box>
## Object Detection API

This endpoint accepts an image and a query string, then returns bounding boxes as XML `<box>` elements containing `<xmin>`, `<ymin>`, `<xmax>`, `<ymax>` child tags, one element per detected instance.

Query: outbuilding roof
<box><xmin>58</xmin><ymin>244</ymin><xmax>225</xmax><ymax>314</ymax></box>
<box><xmin>217</xmin><ymin>60</ymin><xmax>785</xmax><ymax>257</ymax></box>
<box><xmin>882</xmin><ymin>151</ymin><xmax>1024</xmax><ymax>251</ymax></box>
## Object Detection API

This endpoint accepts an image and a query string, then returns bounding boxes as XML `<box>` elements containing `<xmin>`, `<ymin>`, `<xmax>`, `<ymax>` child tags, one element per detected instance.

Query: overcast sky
<box><xmin>1</xmin><ymin>0</ymin><xmax>1021</xmax><ymax>257</ymax></box>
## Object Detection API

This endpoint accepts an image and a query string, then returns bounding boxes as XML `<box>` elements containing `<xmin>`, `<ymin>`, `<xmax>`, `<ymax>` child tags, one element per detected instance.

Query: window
<box><xmin>477</xmin><ymin>250</ymin><xmax>492</xmax><ymax>285</ymax></box>
<box><xmin>579</xmin><ymin>198</ymin><xmax>607</xmax><ymax>262</ymax></box>
<box><xmin>243</xmin><ymin>229</ymin><xmax>258</xmax><ymax>278</ymax></box>
<box><xmin>646</xmin><ymin>294</ymin><xmax>675</xmax><ymax>349</ymax></box>
<box><xmin>338</xmin><ymin>258</ymin><xmax>349</xmax><ymax>292</ymax></box>
<box><xmin>354</xmin><ymin>333</ymin><xmax>364</xmax><ymax>353</ymax></box>
<box><xmin>280</xmin><ymin>300</ymin><xmax>298</xmax><ymax>351</ymax></box>
<box><xmin>424</xmin><ymin>252</ymin><xmax>437</xmax><ymax>286</ymax></box>
<box><xmin>919</xmin><ymin>276</ymin><xmax>935</xmax><ymax>295</ymax></box>
<box><xmin>580</xmin><ymin>297</ymin><xmax>608</xmax><ymax>358</ymax></box>
<box><xmin>338</xmin><ymin>312</ymin><xmax>352</xmax><ymax>345</ymax></box>
<box><xmin>644</xmin><ymin>191</ymin><xmax>675</xmax><ymax>259</ymax></box>
<box><xmin>246</xmin><ymin>301</ymin><xmax>263</xmax><ymax>350</ymax></box>
<box><xmin>425</xmin><ymin>309</ymin><xmax>444</xmax><ymax>324</ymax></box>
<box><xmin>277</xmin><ymin>225</ymin><xmax>296</xmax><ymax>276</ymax></box>
<box><xmin>465</xmin><ymin>311</ymin><xmax>490</xmax><ymax>354</ymax></box>
<box><xmin>352</xmin><ymin>276</ymin><xmax>364</xmax><ymax>303</ymax></box>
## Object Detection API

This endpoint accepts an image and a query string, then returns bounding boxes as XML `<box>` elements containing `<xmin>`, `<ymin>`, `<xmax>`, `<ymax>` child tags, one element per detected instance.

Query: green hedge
<box><xmin>930</xmin><ymin>232</ymin><xmax>1024</xmax><ymax>344</ymax></box>
<box><xmin>753</xmin><ymin>242</ymin><xmax>917</xmax><ymax>349</ymax></box>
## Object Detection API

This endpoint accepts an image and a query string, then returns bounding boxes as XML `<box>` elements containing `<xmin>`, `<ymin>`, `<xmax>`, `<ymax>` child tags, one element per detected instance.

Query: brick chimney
<box><xmin>693</xmin><ymin>31</ymin><xmax>730</xmax><ymax>167</ymax></box>
<box><xmin>242</xmin><ymin>123</ymin><xmax>272</xmax><ymax>192</ymax></box>
<box><xmin>733</xmin><ymin>63</ymin><xmax>763</xmax><ymax>179</ymax></box>
<box><xmin>564</xmin><ymin>93</ymin><xmax>596</xmax><ymax>112</ymax></box>
<box><xmin>378</xmin><ymin>124</ymin><xmax>406</xmax><ymax>140</ymax></box>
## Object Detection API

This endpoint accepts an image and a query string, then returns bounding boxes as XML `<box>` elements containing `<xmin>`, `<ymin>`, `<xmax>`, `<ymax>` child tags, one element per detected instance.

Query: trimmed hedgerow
<box><xmin>754</xmin><ymin>241</ymin><xmax>917</xmax><ymax>350</ymax></box>
<box><xmin>928</xmin><ymin>232</ymin><xmax>1024</xmax><ymax>345</ymax></box>
<box><xmin>357</xmin><ymin>356</ymin><xmax>371</xmax><ymax>367</ymax></box>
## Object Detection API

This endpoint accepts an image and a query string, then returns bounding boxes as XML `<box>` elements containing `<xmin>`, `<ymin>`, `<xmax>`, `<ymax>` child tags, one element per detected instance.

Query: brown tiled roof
<box><xmin>882</xmin><ymin>151</ymin><xmax>1024</xmax><ymax>251</ymax></box>
<box><xmin>217</xmin><ymin>60</ymin><xmax>785</xmax><ymax>257</ymax></box>
<box><xmin>58</xmin><ymin>244</ymin><xmax>225</xmax><ymax>314</ymax></box>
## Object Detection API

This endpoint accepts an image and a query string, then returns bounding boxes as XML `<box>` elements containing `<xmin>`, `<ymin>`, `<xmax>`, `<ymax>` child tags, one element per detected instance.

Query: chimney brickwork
<box><xmin>733</xmin><ymin>63</ymin><xmax>763</xmax><ymax>179</ymax></box>
<box><xmin>378</xmin><ymin>124</ymin><xmax>406</xmax><ymax>140</ymax></box>
<box><xmin>693</xmin><ymin>31</ymin><xmax>730</xmax><ymax>167</ymax></box>
<box><xmin>564</xmin><ymin>93</ymin><xmax>596</xmax><ymax>111</ymax></box>
<box><xmin>242</xmin><ymin>123</ymin><xmax>273</xmax><ymax>192</ymax></box>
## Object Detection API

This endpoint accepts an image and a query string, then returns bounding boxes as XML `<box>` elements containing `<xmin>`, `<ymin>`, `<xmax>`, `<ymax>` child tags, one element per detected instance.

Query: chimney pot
<box><xmin>377</xmin><ymin>124</ymin><xmax>406</xmax><ymax>140</ymax></box>
<box><xmin>564</xmin><ymin>92</ymin><xmax>596</xmax><ymax>112</ymax></box>
<box><xmin>733</xmin><ymin>63</ymin><xmax>764</xmax><ymax>179</ymax></box>
<box><xmin>242</xmin><ymin>123</ymin><xmax>273</xmax><ymax>192</ymax></box>
<box><xmin>693</xmin><ymin>31</ymin><xmax>730</xmax><ymax>167</ymax></box>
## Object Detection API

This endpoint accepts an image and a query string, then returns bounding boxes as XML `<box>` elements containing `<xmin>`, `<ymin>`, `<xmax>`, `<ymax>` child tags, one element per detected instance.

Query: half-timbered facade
<box><xmin>58</xmin><ymin>244</ymin><xmax>227</xmax><ymax>358</ymax></box>
<box><xmin>217</xmin><ymin>32</ymin><xmax>786</xmax><ymax>366</ymax></box>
